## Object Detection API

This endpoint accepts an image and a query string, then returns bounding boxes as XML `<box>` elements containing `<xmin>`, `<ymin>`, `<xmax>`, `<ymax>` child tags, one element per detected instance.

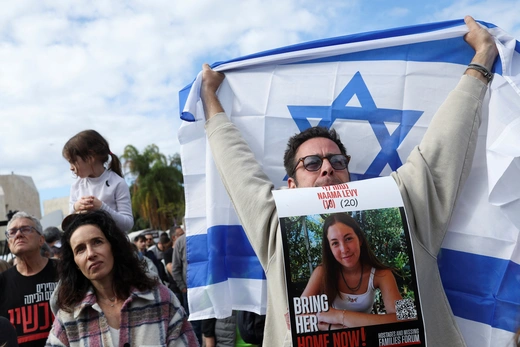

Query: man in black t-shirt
<box><xmin>0</xmin><ymin>212</ymin><xmax>58</xmax><ymax>347</ymax></box>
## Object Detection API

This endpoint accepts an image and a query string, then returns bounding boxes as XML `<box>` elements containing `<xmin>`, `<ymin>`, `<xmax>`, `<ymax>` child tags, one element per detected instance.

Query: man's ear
<box><xmin>287</xmin><ymin>177</ymin><xmax>297</xmax><ymax>189</ymax></box>
<box><xmin>39</xmin><ymin>235</ymin><xmax>45</xmax><ymax>248</ymax></box>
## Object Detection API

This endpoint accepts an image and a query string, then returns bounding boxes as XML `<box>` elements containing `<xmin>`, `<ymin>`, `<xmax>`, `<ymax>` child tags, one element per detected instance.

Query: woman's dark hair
<box><xmin>63</xmin><ymin>129</ymin><xmax>123</xmax><ymax>177</ymax></box>
<box><xmin>321</xmin><ymin>213</ymin><xmax>390</xmax><ymax>301</ymax></box>
<box><xmin>56</xmin><ymin>210</ymin><xmax>156</xmax><ymax>312</ymax></box>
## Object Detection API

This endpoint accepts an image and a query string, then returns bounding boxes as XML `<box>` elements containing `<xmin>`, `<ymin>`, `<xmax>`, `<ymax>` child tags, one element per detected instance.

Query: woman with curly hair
<box><xmin>45</xmin><ymin>210</ymin><xmax>198</xmax><ymax>346</ymax></box>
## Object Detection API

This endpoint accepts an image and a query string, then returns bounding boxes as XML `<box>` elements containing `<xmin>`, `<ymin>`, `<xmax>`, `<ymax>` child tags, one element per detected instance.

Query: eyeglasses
<box><xmin>145</xmin><ymin>237</ymin><xmax>153</xmax><ymax>241</ymax></box>
<box><xmin>293</xmin><ymin>154</ymin><xmax>351</xmax><ymax>175</ymax></box>
<box><xmin>5</xmin><ymin>226</ymin><xmax>39</xmax><ymax>239</ymax></box>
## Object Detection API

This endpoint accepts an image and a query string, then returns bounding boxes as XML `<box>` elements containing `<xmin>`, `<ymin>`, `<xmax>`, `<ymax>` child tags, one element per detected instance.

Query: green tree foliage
<box><xmin>122</xmin><ymin>144</ymin><xmax>184</xmax><ymax>231</ymax></box>
<box><xmin>283</xmin><ymin>216</ymin><xmax>323</xmax><ymax>284</ymax></box>
<box><xmin>356</xmin><ymin>209</ymin><xmax>414</xmax><ymax>301</ymax></box>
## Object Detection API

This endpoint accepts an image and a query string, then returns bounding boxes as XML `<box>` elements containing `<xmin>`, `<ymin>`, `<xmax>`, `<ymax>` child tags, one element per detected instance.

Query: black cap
<box><xmin>61</xmin><ymin>213</ymin><xmax>81</xmax><ymax>232</ymax></box>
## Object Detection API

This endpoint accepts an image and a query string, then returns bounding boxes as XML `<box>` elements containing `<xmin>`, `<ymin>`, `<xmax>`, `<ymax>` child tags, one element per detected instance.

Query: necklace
<box><xmin>341</xmin><ymin>264</ymin><xmax>363</xmax><ymax>292</ymax></box>
<box><xmin>99</xmin><ymin>296</ymin><xmax>117</xmax><ymax>307</ymax></box>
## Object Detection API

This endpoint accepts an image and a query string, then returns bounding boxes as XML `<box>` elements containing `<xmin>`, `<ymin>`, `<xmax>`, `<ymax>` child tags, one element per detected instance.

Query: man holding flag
<box><xmin>199</xmin><ymin>15</ymin><xmax>498</xmax><ymax>347</ymax></box>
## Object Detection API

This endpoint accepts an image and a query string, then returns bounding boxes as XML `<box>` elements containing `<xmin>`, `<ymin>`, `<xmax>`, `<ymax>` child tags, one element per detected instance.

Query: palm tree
<box><xmin>122</xmin><ymin>144</ymin><xmax>184</xmax><ymax>230</ymax></box>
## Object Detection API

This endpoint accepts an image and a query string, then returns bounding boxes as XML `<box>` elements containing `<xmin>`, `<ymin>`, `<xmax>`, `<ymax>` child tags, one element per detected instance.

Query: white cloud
<box><xmin>1</xmin><ymin>0</ymin><xmax>518</xmax><ymax>213</ymax></box>
<box><xmin>387</xmin><ymin>7</ymin><xmax>410</xmax><ymax>18</ymax></box>
<box><xmin>425</xmin><ymin>0</ymin><xmax>520</xmax><ymax>38</ymax></box>
<box><xmin>0</xmin><ymin>0</ymin><xmax>351</xmax><ymax>205</ymax></box>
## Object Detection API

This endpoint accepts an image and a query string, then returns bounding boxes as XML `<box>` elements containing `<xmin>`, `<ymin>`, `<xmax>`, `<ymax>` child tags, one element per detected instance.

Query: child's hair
<box><xmin>63</xmin><ymin>130</ymin><xmax>123</xmax><ymax>177</ymax></box>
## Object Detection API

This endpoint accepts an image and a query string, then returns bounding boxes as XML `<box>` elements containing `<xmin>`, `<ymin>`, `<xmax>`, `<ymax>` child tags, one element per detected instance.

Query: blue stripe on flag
<box><xmin>211</xmin><ymin>19</ymin><xmax>483</xmax><ymax>66</ymax></box>
<box><xmin>294</xmin><ymin>37</ymin><xmax>489</xmax><ymax>68</ymax></box>
<box><xmin>438</xmin><ymin>248</ymin><xmax>520</xmax><ymax>333</ymax></box>
<box><xmin>187</xmin><ymin>225</ymin><xmax>266</xmax><ymax>288</ymax></box>
<box><xmin>180</xmin><ymin>38</ymin><xmax>479</xmax><ymax>122</ymax></box>
<box><xmin>179</xmin><ymin>18</ymin><xmax>514</xmax><ymax>119</ymax></box>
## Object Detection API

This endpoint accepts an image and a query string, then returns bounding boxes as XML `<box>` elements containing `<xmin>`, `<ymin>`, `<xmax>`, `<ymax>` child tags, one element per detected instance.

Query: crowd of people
<box><xmin>0</xmin><ymin>130</ymin><xmax>200</xmax><ymax>346</ymax></box>
<box><xmin>1</xmin><ymin>15</ymin><xmax>518</xmax><ymax>347</ymax></box>
<box><xmin>0</xmin><ymin>128</ymin><xmax>259</xmax><ymax>346</ymax></box>
<box><xmin>0</xmin><ymin>207</ymin><xmax>259</xmax><ymax>346</ymax></box>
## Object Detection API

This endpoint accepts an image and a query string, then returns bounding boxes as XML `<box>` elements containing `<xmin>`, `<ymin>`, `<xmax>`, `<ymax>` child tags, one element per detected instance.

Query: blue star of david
<box><xmin>287</xmin><ymin>72</ymin><xmax>423</xmax><ymax>180</ymax></box>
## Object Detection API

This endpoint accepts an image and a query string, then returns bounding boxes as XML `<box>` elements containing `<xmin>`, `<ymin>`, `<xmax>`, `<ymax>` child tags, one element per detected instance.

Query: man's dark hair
<box><xmin>283</xmin><ymin>127</ymin><xmax>347</xmax><ymax>177</ymax></box>
<box><xmin>134</xmin><ymin>234</ymin><xmax>146</xmax><ymax>243</ymax></box>
<box><xmin>159</xmin><ymin>232</ymin><xmax>171</xmax><ymax>246</ymax></box>
<box><xmin>43</xmin><ymin>226</ymin><xmax>61</xmax><ymax>244</ymax></box>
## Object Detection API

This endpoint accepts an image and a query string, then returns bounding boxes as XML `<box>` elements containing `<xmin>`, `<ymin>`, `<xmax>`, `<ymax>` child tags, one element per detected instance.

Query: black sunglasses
<box><xmin>293</xmin><ymin>154</ymin><xmax>351</xmax><ymax>175</ymax></box>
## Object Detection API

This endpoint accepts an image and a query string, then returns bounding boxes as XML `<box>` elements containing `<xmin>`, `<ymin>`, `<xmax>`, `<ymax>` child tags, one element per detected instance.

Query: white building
<box><xmin>0</xmin><ymin>173</ymin><xmax>41</xmax><ymax>253</ymax></box>
<box><xmin>0</xmin><ymin>173</ymin><xmax>41</xmax><ymax>219</ymax></box>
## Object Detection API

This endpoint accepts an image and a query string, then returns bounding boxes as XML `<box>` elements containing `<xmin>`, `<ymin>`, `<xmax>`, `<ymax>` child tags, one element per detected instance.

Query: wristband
<box><xmin>467</xmin><ymin>63</ymin><xmax>493</xmax><ymax>83</ymax></box>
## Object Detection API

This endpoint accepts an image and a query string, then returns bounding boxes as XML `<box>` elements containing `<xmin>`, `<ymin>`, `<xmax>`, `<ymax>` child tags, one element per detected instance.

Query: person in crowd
<box><xmin>174</xmin><ymin>226</ymin><xmax>186</xmax><ymax>238</ymax></box>
<box><xmin>130</xmin><ymin>242</ymin><xmax>160</xmax><ymax>279</ymax></box>
<box><xmin>134</xmin><ymin>234</ymin><xmax>150</xmax><ymax>257</ymax></box>
<box><xmin>136</xmin><ymin>233</ymin><xmax>170</xmax><ymax>284</ymax></box>
<box><xmin>172</xmin><ymin>233</ymin><xmax>202</xmax><ymax>344</ymax></box>
<box><xmin>42</xmin><ymin>226</ymin><xmax>62</xmax><ymax>258</ymax></box>
<box><xmin>199</xmin><ymin>16</ymin><xmax>498</xmax><ymax>346</ymax></box>
<box><xmin>133</xmin><ymin>234</ymin><xmax>162</xmax><ymax>275</ymax></box>
<box><xmin>165</xmin><ymin>226</ymin><xmax>185</xmax><ymax>275</ymax></box>
<box><xmin>45</xmin><ymin>210</ymin><xmax>197</xmax><ymax>346</ymax></box>
<box><xmin>148</xmin><ymin>232</ymin><xmax>171</xmax><ymax>261</ymax></box>
<box><xmin>168</xmin><ymin>226</ymin><xmax>185</xmax><ymax>246</ymax></box>
<box><xmin>301</xmin><ymin>213</ymin><xmax>402</xmax><ymax>329</ymax></box>
<box><xmin>202</xmin><ymin>312</ymin><xmax>259</xmax><ymax>347</ymax></box>
<box><xmin>63</xmin><ymin>129</ymin><xmax>133</xmax><ymax>232</ymax></box>
<box><xmin>164</xmin><ymin>228</ymin><xmax>178</xmax><ymax>275</ymax></box>
<box><xmin>0</xmin><ymin>211</ymin><xmax>59</xmax><ymax>347</ymax></box>
<box><xmin>172</xmin><ymin>233</ymin><xmax>188</xmax><ymax>311</ymax></box>
<box><xmin>145</xmin><ymin>233</ymin><xmax>156</xmax><ymax>249</ymax></box>
<box><xmin>7</xmin><ymin>257</ymin><xmax>16</xmax><ymax>267</ymax></box>
<box><xmin>40</xmin><ymin>242</ymin><xmax>54</xmax><ymax>258</ymax></box>
<box><xmin>135</xmin><ymin>234</ymin><xmax>168</xmax><ymax>279</ymax></box>
<box><xmin>0</xmin><ymin>316</ymin><xmax>19</xmax><ymax>347</ymax></box>
<box><xmin>165</xmin><ymin>227</ymin><xmax>184</xmax><ymax>303</ymax></box>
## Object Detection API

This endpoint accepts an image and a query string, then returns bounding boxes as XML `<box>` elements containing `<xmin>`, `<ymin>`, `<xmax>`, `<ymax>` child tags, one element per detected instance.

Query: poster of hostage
<box><xmin>272</xmin><ymin>177</ymin><xmax>426</xmax><ymax>347</ymax></box>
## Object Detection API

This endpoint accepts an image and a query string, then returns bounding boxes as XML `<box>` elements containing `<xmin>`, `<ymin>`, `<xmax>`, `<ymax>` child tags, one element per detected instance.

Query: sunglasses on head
<box><xmin>293</xmin><ymin>154</ymin><xmax>351</xmax><ymax>175</ymax></box>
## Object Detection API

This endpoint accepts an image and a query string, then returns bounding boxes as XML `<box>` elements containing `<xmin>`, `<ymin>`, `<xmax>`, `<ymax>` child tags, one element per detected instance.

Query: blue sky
<box><xmin>0</xmin><ymin>0</ymin><xmax>519</xmax><ymax>215</ymax></box>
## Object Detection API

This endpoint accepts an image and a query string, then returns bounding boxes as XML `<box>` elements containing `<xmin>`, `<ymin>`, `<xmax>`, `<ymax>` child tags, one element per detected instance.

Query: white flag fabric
<box><xmin>178</xmin><ymin>19</ymin><xmax>520</xmax><ymax>346</ymax></box>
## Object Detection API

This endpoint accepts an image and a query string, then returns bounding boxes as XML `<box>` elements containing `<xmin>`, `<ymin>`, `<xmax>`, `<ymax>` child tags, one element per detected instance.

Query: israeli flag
<box><xmin>178</xmin><ymin>19</ymin><xmax>520</xmax><ymax>347</ymax></box>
